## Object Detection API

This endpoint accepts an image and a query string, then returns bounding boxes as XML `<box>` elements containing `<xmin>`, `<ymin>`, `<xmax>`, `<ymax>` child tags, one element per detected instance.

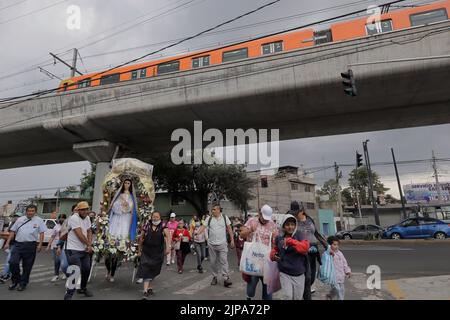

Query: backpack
<box><xmin>207</xmin><ymin>214</ymin><xmax>231</xmax><ymax>243</ymax></box>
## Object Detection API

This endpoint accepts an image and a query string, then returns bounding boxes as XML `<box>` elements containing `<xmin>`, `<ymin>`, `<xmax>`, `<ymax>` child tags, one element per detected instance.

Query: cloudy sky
<box><xmin>1</xmin><ymin>0</ymin><xmax>449</xmax><ymax>204</ymax></box>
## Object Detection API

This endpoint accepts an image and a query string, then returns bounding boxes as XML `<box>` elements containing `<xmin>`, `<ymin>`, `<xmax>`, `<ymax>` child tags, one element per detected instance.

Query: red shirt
<box><xmin>172</xmin><ymin>228</ymin><xmax>191</xmax><ymax>242</ymax></box>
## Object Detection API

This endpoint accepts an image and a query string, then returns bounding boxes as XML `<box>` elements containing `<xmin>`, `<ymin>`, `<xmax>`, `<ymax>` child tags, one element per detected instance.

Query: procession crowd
<box><xmin>0</xmin><ymin>200</ymin><xmax>350</xmax><ymax>300</ymax></box>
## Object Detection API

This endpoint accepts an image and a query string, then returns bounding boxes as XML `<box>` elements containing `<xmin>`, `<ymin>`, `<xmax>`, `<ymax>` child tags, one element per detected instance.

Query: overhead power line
<box><xmin>0</xmin><ymin>0</ymin><xmax>68</xmax><ymax>25</ymax></box>
<box><xmin>0</xmin><ymin>0</ymin><xmax>29</xmax><ymax>12</ymax></box>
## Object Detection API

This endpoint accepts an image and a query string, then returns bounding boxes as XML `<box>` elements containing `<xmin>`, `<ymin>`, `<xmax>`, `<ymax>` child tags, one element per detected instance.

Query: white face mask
<box><xmin>152</xmin><ymin>220</ymin><xmax>161</xmax><ymax>226</ymax></box>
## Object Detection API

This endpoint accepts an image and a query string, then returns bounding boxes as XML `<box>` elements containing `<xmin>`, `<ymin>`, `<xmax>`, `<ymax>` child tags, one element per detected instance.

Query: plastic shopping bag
<box><xmin>239</xmin><ymin>233</ymin><xmax>271</xmax><ymax>277</ymax></box>
<box><xmin>263</xmin><ymin>258</ymin><xmax>281</xmax><ymax>294</ymax></box>
<box><xmin>318</xmin><ymin>246</ymin><xmax>336</xmax><ymax>286</ymax></box>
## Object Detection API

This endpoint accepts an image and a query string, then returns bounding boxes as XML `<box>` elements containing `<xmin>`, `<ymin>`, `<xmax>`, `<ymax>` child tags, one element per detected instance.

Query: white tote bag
<box><xmin>239</xmin><ymin>231</ymin><xmax>272</xmax><ymax>277</ymax></box>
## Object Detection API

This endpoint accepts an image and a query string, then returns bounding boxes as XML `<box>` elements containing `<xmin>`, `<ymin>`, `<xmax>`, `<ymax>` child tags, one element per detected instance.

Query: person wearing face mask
<box><xmin>137</xmin><ymin>211</ymin><xmax>171</xmax><ymax>300</ymax></box>
<box><xmin>172</xmin><ymin>220</ymin><xmax>191</xmax><ymax>274</ymax></box>
<box><xmin>46</xmin><ymin>214</ymin><xmax>68</xmax><ymax>282</ymax></box>
<box><xmin>190</xmin><ymin>215</ymin><xmax>206</xmax><ymax>273</ymax></box>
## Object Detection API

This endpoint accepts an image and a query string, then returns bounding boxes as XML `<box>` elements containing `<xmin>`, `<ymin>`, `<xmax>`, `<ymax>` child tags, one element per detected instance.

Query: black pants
<box><xmin>65</xmin><ymin>250</ymin><xmax>90</xmax><ymax>297</ymax></box>
<box><xmin>303</xmin><ymin>251</ymin><xmax>318</xmax><ymax>300</ymax></box>
<box><xmin>9</xmin><ymin>242</ymin><xmax>37</xmax><ymax>286</ymax></box>
<box><xmin>105</xmin><ymin>255</ymin><xmax>118</xmax><ymax>277</ymax></box>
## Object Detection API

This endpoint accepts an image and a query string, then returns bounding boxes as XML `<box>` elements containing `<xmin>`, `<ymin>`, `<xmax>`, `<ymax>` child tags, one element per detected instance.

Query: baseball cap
<box><xmin>170</xmin><ymin>212</ymin><xmax>176</xmax><ymax>218</ymax></box>
<box><xmin>76</xmin><ymin>201</ymin><xmax>90</xmax><ymax>210</ymax></box>
<box><xmin>260</xmin><ymin>204</ymin><xmax>273</xmax><ymax>221</ymax></box>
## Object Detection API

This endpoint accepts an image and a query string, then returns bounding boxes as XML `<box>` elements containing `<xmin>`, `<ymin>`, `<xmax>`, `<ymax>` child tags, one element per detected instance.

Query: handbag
<box><xmin>318</xmin><ymin>246</ymin><xmax>336</xmax><ymax>286</ymax></box>
<box><xmin>173</xmin><ymin>240</ymin><xmax>181</xmax><ymax>251</ymax></box>
<box><xmin>239</xmin><ymin>231</ymin><xmax>272</xmax><ymax>277</ymax></box>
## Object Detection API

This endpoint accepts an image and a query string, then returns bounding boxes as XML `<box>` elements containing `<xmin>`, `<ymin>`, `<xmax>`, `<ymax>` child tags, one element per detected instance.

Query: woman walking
<box><xmin>137</xmin><ymin>211</ymin><xmax>171</xmax><ymax>300</ymax></box>
<box><xmin>46</xmin><ymin>214</ymin><xmax>68</xmax><ymax>282</ymax></box>
<box><xmin>190</xmin><ymin>216</ymin><xmax>206</xmax><ymax>273</ymax></box>
<box><xmin>172</xmin><ymin>220</ymin><xmax>191</xmax><ymax>274</ymax></box>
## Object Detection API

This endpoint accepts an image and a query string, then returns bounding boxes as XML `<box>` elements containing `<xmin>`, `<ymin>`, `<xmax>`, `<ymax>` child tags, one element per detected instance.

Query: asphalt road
<box><xmin>0</xmin><ymin>241</ymin><xmax>448</xmax><ymax>300</ymax></box>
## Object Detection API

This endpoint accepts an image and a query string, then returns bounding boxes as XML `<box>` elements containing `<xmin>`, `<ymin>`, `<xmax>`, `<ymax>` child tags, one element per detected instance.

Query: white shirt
<box><xmin>10</xmin><ymin>216</ymin><xmax>47</xmax><ymax>243</ymax></box>
<box><xmin>204</xmin><ymin>214</ymin><xmax>231</xmax><ymax>246</ymax></box>
<box><xmin>50</xmin><ymin>224</ymin><xmax>61</xmax><ymax>249</ymax></box>
<box><xmin>66</xmin><ymin>213</ymin><xmax>91</xmax><ymax>251</ymax></box>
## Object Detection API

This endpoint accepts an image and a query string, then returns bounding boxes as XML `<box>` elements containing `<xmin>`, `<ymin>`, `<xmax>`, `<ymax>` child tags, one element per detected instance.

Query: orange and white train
<box><xmin>59</xmin><ymin>0</ymin><xmax>450</xmax><ymax>92</ymax></box>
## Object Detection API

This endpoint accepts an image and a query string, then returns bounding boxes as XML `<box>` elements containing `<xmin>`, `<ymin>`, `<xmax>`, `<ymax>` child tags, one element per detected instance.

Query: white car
<box><xmin>43</xmin><ymin>219</ymin><xmax>57</xmax><ymax>243</ymax></box>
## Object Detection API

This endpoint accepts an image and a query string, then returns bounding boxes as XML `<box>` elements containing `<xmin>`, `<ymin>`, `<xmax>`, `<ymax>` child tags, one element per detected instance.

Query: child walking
<box><xmin>326</xmin><ymin>236</ymin><xmax>351</xmax><ymax>300</ymax></box>
<box><xmin>270</xmin><ymin>214</ymin><xmax>310</xmax><ymax>300</ymax></box>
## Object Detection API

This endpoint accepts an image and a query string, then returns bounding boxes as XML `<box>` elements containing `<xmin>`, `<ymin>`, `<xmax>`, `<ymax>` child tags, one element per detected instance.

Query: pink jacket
<box><xmin>333</xmin><ymin>250</ymin><xmax>351</xmax><ymax>284</ymax></box>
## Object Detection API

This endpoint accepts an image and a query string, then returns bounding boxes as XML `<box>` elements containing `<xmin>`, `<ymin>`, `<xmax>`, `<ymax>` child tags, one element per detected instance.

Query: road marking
<box><xmin>173</xmin><ymin>271</ymin><xmax>235</xmax><ymax>295</ymax></box>
<box><xmin>386</xmin><ymin>280</ymin><xmax>407</xmax><ymax>300</ymax></box>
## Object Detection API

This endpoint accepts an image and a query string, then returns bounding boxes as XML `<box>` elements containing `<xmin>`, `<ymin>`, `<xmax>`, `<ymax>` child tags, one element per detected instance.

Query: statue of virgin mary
<box><xmin>107</xmin><ymin>178</ymin><xmax>139</xmax><ymax>241</ymax></box>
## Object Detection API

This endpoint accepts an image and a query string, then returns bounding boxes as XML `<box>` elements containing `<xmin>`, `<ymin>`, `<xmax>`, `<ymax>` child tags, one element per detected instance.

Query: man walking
<box><xmin>4</xmin><ymin>205</ymin><xmax>47</xmax><ymax>291</ymax></box>
<box><xmin>64</xmin><ymin>201</ymin><xmax>94</xmax><ymax>300</ymax></box>
<box><xmin>199</xmin><ymin>203</ymin><xmax>234</xmax><ymax>287</ymax></box>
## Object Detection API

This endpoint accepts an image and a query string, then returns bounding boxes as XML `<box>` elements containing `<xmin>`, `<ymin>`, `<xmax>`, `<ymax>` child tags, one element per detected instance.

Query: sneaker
<box><xmin>109</xmin><ymin>277</ymin><xmax>115</xmax><ymax>283</ymax></box>
<box><xmin>136</xmin><ymin>278</ymin><xmax>143</xmax><ymax>284</ymax></box>
<box><xmin>198</xmin><ymin>268</ymin><xmax>204</xmax><ymax>274</ymax></box>
<box><xmin>204</xmin><ymin>257</ymin><xmax>208</xmax><ymax>261</ymax></box>
<box><xmin>178</xmin><ymin>270</ymin><xmax>183</xmax><ymax>274</ymax></box>
<box><xmin>77</xmin><ymin>289</ymin><xmax>94</xmax><ymax>297</ymax></box>
<box><xmin>210</xmin><ymin>277</ymin><xmax>217</xmax><ymax>285</ymax></box>
<box><xmin>311</xmin><ymin>288</ymin><xmax>316</xmax><ymax>294</ymax></box>
<box><xmin>51</xmin><ymin>276</ymin><xmax>59</xmax><ymax>282</ymax></box>
<box><xmin>141</xmin><ymin>291</ymin><xmax>150</xmax><ymax>300</ymax></box>
<box><xmin>17</xmin><ymin>285</ymin><xmax>26</xmax><ymax>291</ymax></box>
<box><xmin>224</xmin><ymin>278</ymin><xmax>232</xmax><ymax>288</ymax></box>
<box><xmin>166</xmin><ymin>262</ymin><xmax>170</xmax><ymax>266</ymax></box>
<box><xmin>61</xmin><ymin>274</ymin><xmax>66</xmax><ymax>280</ymax></box>
<box><xmin>8</xmin><ymin>283</ymin><xmax>18</xmax><ymax>290</ymax></box>
<box><xmin>171</xmin><ymin>260</ymin><xmax>175</xmax><ymax>264</ymax></box>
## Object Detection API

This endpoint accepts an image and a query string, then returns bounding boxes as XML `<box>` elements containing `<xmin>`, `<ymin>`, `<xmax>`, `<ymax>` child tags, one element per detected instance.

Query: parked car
<box><xmin>336</xmin><ymin>224</ymin><xmax>384</xmax><ymax>240</ymax></box>
<box><xmin>383</xmin><ymin>217</ymin><xmax>450</xmax><ymax>240</ymax></box>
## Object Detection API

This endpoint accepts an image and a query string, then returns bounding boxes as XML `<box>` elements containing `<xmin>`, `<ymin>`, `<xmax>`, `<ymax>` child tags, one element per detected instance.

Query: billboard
<box><xmin>403</xmin><ymin>182</ymin><xmax>450</xmax><ymax>203</ymax></box>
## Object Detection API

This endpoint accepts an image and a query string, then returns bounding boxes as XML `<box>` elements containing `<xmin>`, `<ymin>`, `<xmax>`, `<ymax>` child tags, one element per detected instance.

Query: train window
<box><xmin>410</xmin><ymin>8</ymin><xmax>448</xmax><ymax>26</ymax></box>
<box><xmin>77</xmin><ymin>78</ymin><xmax>91</xmax><ymax>89</ymax></box>
<box><xmin>157</xmin><ymin>61</ymin><xmax>180</xmax><ymax>75</ymax></box>
<box><xmin>262</xmin><ymin>41</ymin><xmax>283</xmax><ymax>55</ymax></box>
<box><xmin>192</xmin><ymin>55</ymin><xmax>210</xmax><ymax>68</ymax></box>
<box><xmin>314</xmin><ymin>29</ymin><xmax>333</xmax><ymax>45</ymax></box>
<box><xmin>222</xmin><ymin>48</ymin><xmax>248</xmax><ymax>63</ymax></box>
<box><xmin>100</xmin><ymin>73</ymin><xmax>120</xmax><ymax>85</ymax></box>
<box><xmin>366</xmin><ymin>19</ymin><xmax>393</xmax><ymax>35</ymax></box>
<box><xmin>131</xmin><ymin>68</ymin><xmax>147</xmax><ymax>80</ymax></box>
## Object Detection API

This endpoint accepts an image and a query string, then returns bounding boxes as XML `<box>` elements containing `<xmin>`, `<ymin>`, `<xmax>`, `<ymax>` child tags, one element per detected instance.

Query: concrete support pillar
<box><xmin>73</xmin><ymin>140</ymin><xmax>119</xmax><ymax>213</ymax></box>
<box><xmin>92</xmin><ymin>162</ymin><xmax>110</xmax><ymax>214</ymax></box>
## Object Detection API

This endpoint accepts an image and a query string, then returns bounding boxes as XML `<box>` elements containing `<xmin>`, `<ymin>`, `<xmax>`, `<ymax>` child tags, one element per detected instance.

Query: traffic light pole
<box><xmin>335</xmin><ymin>162</ymin><xmax>345</xmax><ymax>231</ymax></box>
<box><xmin>355</xmin><ymin>152</ymin><xmax>364</xmax><ymax>225</ymax></box>
<box><xmin>391</xmin><ymin>148</ymin><xmax>407</xmax><ymax>220</ymax></box>
<box><xmin>363</xmin><ymin>141</ymin><xmax>380</xmax><ymax>226</ymax></box>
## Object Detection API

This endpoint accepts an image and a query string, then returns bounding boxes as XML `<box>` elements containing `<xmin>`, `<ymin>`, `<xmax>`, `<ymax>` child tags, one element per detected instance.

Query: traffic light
<box><xmin>341</xmin><ymin>69</ymin><xmax>357</xmax><ymax>96</ymax></box>
<box><xmin>356</xmin><ymin>152</ymin><xmax>363</xmax><ymax>168</ymax></box>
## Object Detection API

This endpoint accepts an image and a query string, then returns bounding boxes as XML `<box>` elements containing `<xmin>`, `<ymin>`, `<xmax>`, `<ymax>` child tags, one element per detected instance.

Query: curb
<box><xmin>341</xmin><ymin>239</ymin><xmax>450</xmax><ymax>245</ymax></box>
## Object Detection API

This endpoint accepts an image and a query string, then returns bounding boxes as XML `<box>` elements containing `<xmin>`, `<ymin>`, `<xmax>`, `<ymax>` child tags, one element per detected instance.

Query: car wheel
<box><xmin>391</xmin><ymin>232</ymin><xmax>401</xmax><ymax>240</ymax></box>
<box><xmin>434</xmin><ymin>232</ymin><xmax>446</xmax><ymax>240</ymax></box>
<box><xmin>343</xmin><ymin>234</ymin><xmax>352</xmax><ymax>240</ymax></box>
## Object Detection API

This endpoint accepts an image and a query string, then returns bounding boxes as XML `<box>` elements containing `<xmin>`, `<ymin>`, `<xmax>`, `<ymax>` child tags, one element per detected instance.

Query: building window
<box><xmin>366</xmin><ymin>19</ymin><xmax>393</xmax><ymax>35</ymax></box>
<box><xmin>314</xmin><ymin>29</ymin><xmax>333</xmax><ymax>45</ymax></box>
<box><xmin>42</xmin><ymin>201</ymin><xmax>56</xmax><ymax>214</ymax></box>
<box><xmin>261</xmin><ymin>177</ymin><xmax>268</xmax><ymax>188</ymax></box>
<box><xmin>305</xmin><ymin>185</ymin><xmax>312</xmax><ymax>192</ymax></box>
<box><xmin>306</xmin><ymin>202</ymin><xmax>315</xmax><ymax>210</ymax></box>
<box><xmin>100</xmin><ymin>73</ymin><xmax>120</xmax><ymax>85</ymax></box>
<box><xmin>291</xmin><ymin>183</ymin><xmax>298</xmax><ymax>191</ymax></box>
<box><xmin>192</xmin><ymin>55</ymin><xmax>210</xmax><ymax>68</ymax></box>
<box><xmin>410</xmin><ymin>9</ymin><xmax>448</xmax><ymax>27</ymax></box>
<box><xmin>131</xmin><ymin>68</ymin><xmax>147</xmax><ymax>80</ymax></box>
<box><xmin>222</xmin><ymin>48</ymin><xmax>248</xmax><ymax>63</ymax></box>
<box><xmin>157</xmin><ymin>61</ymin><xmax>180</xmax><ymax>75</ymax></box>
<box><xmin>171</xmin><ymin>195</ymin><xmax>186</xmax><ymax>206</ymax></box>
<box><xmin>77</xmin><ymin>78</ymin><xmax>91</xmax><ymax>89</ymax></box>
<box><xmin>262</xmin><ymin>41</ymin><xmax>283</xmax><ymax>55</ymax></box>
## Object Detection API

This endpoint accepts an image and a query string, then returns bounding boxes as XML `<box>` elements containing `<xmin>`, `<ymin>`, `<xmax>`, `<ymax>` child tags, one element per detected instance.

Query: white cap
<box><xmin>260</xmin><ymin>204</ymin><xmax>273</xmax><ymax>221</ymax></box>
<box><xmin>170</xmin><ymin>212</ymin><xmax>176</xmax><ymax>218</ymax></box>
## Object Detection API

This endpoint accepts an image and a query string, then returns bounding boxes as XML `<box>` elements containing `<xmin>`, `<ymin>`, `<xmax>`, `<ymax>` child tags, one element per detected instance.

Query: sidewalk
<box><xmin>383</xmin><ymin>275</ymin><xmax>450</xmax><ymax>300</ymax></box>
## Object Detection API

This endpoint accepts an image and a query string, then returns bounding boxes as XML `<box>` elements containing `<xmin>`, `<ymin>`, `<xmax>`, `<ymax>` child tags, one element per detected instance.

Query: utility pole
<box><xmin>432</xmin><ymin>150</ymin><xmax>442</xmax><ymax>203</ymax></box>
<box><xmin>355</xmin><ymin>151</ymin><xmax>364</xmax><ymax>225</ymax></box>
<box><xmin>363</xmin><ymin>140</ymin><xmax>380</xmax><ymax>226</ymax></box>
<box><xmin>335</xmin><ymin>162</ymin><xmax>344</xmax><ymax>231</ymax></box>
<box><xmin>49</xmin><ymin>48</ymin><xmax>83</xmax><ymax>77</ymax></box>
<box><xmin>391</xmin><ymin>148</ymin><xmax>407</xmax><ymax>220</ymax></box>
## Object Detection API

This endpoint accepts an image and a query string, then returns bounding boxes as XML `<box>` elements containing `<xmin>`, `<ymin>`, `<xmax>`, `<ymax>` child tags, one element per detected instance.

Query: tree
<box><xmin>347</xmin><ymin>166</ymin><xmax>389</xmax><ymax>205</ymax></box>
<box><xmin>341</xmin><ymin>187</ymin><xmax>354</xmax><ymax>206</ymax></box>
<box><xmin>61</xmin><ymin>185</ymin><xmax>77</xmax><ymax>193</ymax></box>
<box><xmin>317</xmin><ymin>179</ymin><xmax>339</xmax><ymax>201</ymax></box>
<box><xmin>80</xmin><ymin>163</ymin><xmax>96</xmax><ymax>201</ymax></box>
<box><xmin>384</xmin><ymin>194</ymin><xmax>401</xmax><ymax>204</ymax></box>
<box><xmin>152</xmin><ymin>153</ymin><xmax>255</xmax><ymax>215</ymax></box>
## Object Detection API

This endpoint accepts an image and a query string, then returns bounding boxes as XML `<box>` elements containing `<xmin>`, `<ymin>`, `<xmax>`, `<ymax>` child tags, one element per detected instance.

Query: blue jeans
<box><xmin>1</xmin><ymin>244</ymin><xmax>14</xmax><ymax>277</ymax></box>
<box><xmin>246</xmin><ymin>275</ymin><xmax>272</xmax><ymax>300</ymax></box>
<box><xmin>194</xmin><ymin>242</ymin><xmax>206</xmax><ymax>268</ymax></box>
<box><xmin>51</xmin><ymin>248</ymin><xmax>68</xmax><ymax>275</ymax></box>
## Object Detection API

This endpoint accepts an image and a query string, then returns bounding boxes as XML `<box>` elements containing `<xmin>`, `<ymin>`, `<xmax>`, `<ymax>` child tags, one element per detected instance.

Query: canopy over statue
<box><xmin>93</xmin><ymin>158</ymin><xmax>155</xmax><ymax>262</ymax></box>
